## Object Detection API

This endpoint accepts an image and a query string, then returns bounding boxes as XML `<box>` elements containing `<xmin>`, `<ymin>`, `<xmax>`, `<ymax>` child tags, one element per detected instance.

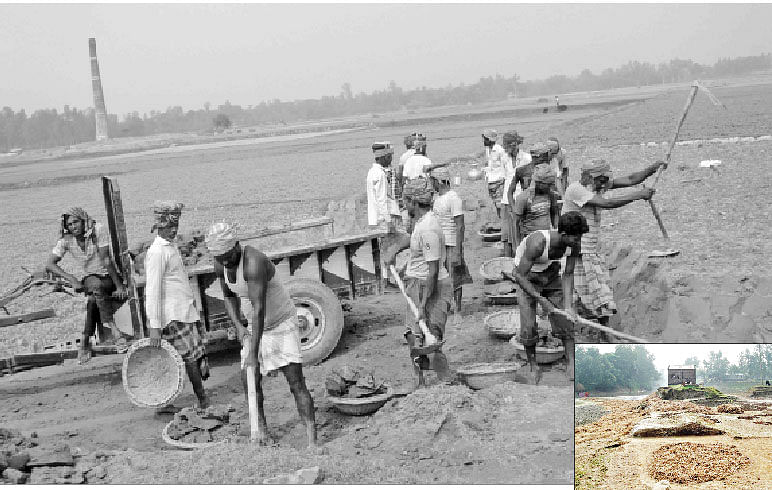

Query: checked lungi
<box><xmin>573</xmin><ymin>252</ymin><xmax>617</xmax><ymax>319</ymax></box>
<box><xmin>162</xmin><ymin>320</ymin><xmax>206</xmax><ymax>363</ymax></box>
<box><xmin>404</xmin><ymin>276</ymin><xmax>454</xmax><ymax>340</ymax></box>
<box><xmin>487</xmin><ymin>180</ymin><xmax>505</xmax><ymax>205</ymax></box>
<box><xmin>246</xmin><ymin>316</ymin><xmax>303</xmax><ymax>375</ymax></box>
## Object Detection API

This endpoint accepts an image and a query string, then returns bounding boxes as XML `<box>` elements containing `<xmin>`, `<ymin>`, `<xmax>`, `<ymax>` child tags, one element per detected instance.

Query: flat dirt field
<box><xmin>0</xmin><ymin>74</ymin><xmax>770</xmax><ymax>484</ymax></box>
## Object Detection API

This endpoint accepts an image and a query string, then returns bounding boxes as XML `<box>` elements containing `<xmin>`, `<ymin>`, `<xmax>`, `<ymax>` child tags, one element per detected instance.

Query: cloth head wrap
<box><xmin>372</xmin><ymin>141</ymin><xmax>394</xmax><ymax>158</ymax></box>
<box><xmin>546</xmin><ymin>138</ymin><xmax>560</xmax><ymax>153</ymax></box>
<box><xmin>533</xmin><ymin>165</ymin><xmax>557</xmax><ymax>184</ymax></box>
<box><xmin>402</xmin><ymin>177</ymin><xmax>434</xmax><ymax>205</ymax></box>
<box><xmin>502</xmin><ymin>131</ymin><xmax>523</xmax><ymax>147</ymax></box>
<box><xmin>61</xmin><ymin>207</ymin><xmax>94</xmax><ymax>237</ymax></box>
<box><xmin>205</xmin><ymin>222</ymin><xmax>239</xmax><ymax>256</ymax></box>
<box><xmin>430</xmin><ymin>167</ymin><xmax>451</xmax><ymax>183</ymax></box>
<box><xmin>529</xmin><ymin>142</ymin><xmax>550</xmax><ymax>157</ymax></box>
<box><xmin>151</xmin><ymin>200</ymin><xmax>184</xmax><ymax>232</ymax></box>
<box><xmin>412</xmin><ymin>133</ymin><xmax>427</xmax><ymax>151</ymax></box>
<box><xmin>404</xmin><ymin>134</ymin><xmax>415</xmax><ymax>148</ymax></box>
<box><xmin>482</xmin><ymin>129</ymin><xmax>498</xmax><ymax>141</ymax></box>
<box><xmin>581</xmin><ymin>159</ymin><xmax>613</xmax><ymax>178</ymax></box>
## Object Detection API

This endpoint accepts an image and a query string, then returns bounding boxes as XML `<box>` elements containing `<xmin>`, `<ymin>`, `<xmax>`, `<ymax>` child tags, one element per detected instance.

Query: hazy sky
<box><xmin>1</xmin><ymin>2</ymin><xmax>770</xmax><ymax>115</ymax></box>
<box><xmin>582</xmin><ymin>344</ymin><xmax>761</xmax><ymax>376</ymax></box>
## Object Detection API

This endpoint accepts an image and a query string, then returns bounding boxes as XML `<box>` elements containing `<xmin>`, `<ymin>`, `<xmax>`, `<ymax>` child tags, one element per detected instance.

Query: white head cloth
<box><xmin>205</xmin><ymin>222</ymin><xmax>238</xmax><ymax>256</ymax></box>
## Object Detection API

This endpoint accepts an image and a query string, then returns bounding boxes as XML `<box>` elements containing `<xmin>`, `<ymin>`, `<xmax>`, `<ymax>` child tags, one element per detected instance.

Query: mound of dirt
<box><xmin>717</xmin><ymin>404</ymin><xmax>744</xmax><ymax>414</ymax></box>
<box><xmin>631</xmin><ymin>412</ymin><xmax>724</xmax><ymax>437</ymax></box>
<box><xmin>648</xmin><ymin>442</ymin><xmax>750</xmax><ymax>484</ymax></box>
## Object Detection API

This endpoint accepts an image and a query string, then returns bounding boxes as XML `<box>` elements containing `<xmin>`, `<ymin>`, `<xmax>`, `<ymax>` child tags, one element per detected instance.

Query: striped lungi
<box><xmin>404</xmin><ymin>276</ymin><xmax>453</xmax><ymax>340</ymax></box>
<box><xmin>162</xmin><ymin>320</ymin><xmax>206</xmax><ymax>363</ymax></box>
<box><xmin>487</xmin><ymin>180</ymin><xmax>505</xmax><ymax>205</ymax></box>
<box><xmin>246</xmin><ymin>317</ymin><xmax>303</xmax><ymax>375</ymax></box>
<box><xmin>573</xmin><ymin>252</ymin><xmax>617</xmax><ymax>319</ymax></box>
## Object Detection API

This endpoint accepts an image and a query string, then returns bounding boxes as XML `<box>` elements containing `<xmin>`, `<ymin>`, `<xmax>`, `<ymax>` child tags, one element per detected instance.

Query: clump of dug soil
<box><xmin>717</xmin><ymin>404</ymin><xmax>744</xmax><ymax>414</ymax></box>
<box><xmin>166</xmin><ymin>405</ymin><xmax>236</xmax><ymax>444</ymax></box>
<box><xmin>648</xmin><ymin>442</ymin><xmax>750</xmax><ymax>484</ymax></box>
<box><xmin>325</xmin><ymin>365</ymin><xmax>388</xmax><ymax>398</ymax></box>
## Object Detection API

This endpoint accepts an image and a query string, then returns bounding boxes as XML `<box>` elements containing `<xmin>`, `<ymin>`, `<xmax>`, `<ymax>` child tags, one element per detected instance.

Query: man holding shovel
<box><xmin>561</xmin><ymin>159</ymin><xmax>663</xmax><ymax>327</ymax></box>
<box><xmin>502</xmin><ymin>211</ymin><xmax>589</xmax><ymax>383</ymax></box>
<box><xmin>205</xmin><ymin>222</ymin><xmax>318</xmax><ymax>449</ymax></box>
<box><xmin>383</xmin><ymin>177</ymin><xmax>454</xmax><ymax>383</ymax></box>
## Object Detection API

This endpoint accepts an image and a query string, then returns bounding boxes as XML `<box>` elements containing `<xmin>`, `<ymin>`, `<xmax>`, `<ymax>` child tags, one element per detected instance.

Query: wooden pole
<box><xmin>102</xmin><ymin>176</ymin><xmax>145</xmax><ymax>338</ymax></box>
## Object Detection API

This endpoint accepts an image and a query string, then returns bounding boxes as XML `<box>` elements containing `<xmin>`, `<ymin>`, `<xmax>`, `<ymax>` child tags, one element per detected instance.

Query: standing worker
<box><xmin>507</xmin><ymin>142</ymin><xmax>552</xmax><ymax>247</ymax></box>
<box><xmin>512</xmin><ymin>165</ymin><xmax>561</xmax><ymax>246</ymax></box>
<box><xmin>546</xmin><ymin>137</ymin><xmax>568</xmax><ymax>197</ymax></box>
<box><xmin>402</xmin><ymin>134</ymin><xmax>449</xmax><ymax>180</ymax></box>
<box><xmin>384</xmin><ymin>177</ymin><xmax>453</xmax><ymax>382</ymax></box>
<box><xmin>366</xmin><ymin>141</ymin><xmax>398</xmax><ymax>288</ymax></box>
<box><xmin>46</xmin><ymin>207</ymin><xmax>128</xmax><ymax>364</ymax></box>
<box><xmin>500</xmin><ymin>131</ymin><xmax>531</xmax><ymax>257</ymax></box>
<box><xmin>503</xmin><ymin>212</ymin><xmax>589</xmax><ymax>383</ymax></box>
<box><xmin>481</xmin><ymin>130</ymin><xmax>507</xmax><ymax>219</ymax></box>
<box><xmin>562</xmin><ymin>159</ymin><xmax>664</xmax><ymax>326</ymax></box>
<box><xmin>205</xmin><ymin>223</ymin><xmax>318</xmax><ymax>449</ymax></box>
<box><xmin>144</xmin><ymin>201</ymin><xmax>209</xmax><ymax>410</ymax></box>
<box><xmin>431</xmin><ymin>168</ymin><xmax>473</xmax><ymax>317</ymax></box>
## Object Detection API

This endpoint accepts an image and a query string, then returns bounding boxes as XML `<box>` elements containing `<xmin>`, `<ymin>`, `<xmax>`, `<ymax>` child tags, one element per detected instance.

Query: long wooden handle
<box><xmin>389</xmin><ymin>265</ymin><xmax>433</xmax><ymax>340</ymax></box>
<box><xmin>242</xmin><ymin>334</ymin><xmax>260</xmax><ymax>443</ymax></box>
<box><xmin>651</xmin><ymin>82</ymin><xmax>700</xmax><ymax>190</ymax></box>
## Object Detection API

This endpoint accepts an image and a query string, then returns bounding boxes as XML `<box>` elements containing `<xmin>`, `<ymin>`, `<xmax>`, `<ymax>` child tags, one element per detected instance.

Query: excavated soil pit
<box><xmin>631</xmin><ymin>412</ymin><xmax>724</xmax><ymax>437</ymax></box>
<box><xmin>648</xmin><ymin>442</ymin><xmax>750</xmax><ymax>484</ymax></box>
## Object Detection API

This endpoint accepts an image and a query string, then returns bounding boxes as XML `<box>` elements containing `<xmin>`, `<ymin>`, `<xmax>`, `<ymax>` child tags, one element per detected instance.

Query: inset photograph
<box><xmin>575</xmin><ymin>343</ymin><xmax>772</xmax><ymax>489</ymax></box>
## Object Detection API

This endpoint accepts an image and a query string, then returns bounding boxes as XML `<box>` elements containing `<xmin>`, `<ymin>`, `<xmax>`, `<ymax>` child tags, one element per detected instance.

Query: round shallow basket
<box><xmin>328</xmin><ymin>387</ymin><xmax>393</xmax><ymax>416</ymax></box>
<box><xmin>477</xmin><ymin>230</ymin><xmax>502</xmax><ymax>242</ymax></box>
<box><xmin>161</xmin><ymin>420</ymin><xmax>227</xmax><ymax>450</ymax></box>
<box><xmin>480</xmin><ymin>257</ymin><xmax>517</xmax><ymax>281</ymax></box>
<box><xmin>484</xmin><ymin>310</ymin><xmax>520</xmax><ymax>340</ymax></box>
<box><xmin>122</xmin><ymin>338</ymin><xmax>185</xmax><ymax>408</ymax></box>
<box><xmin>509</xmin><ymin>338</ymin><xmax>565</xmax><ymax>364</ymax></box>
<box><xmin>457</xmin><ymin>362</ymin><xmax>519</xmax><ymax>390</ymax></box>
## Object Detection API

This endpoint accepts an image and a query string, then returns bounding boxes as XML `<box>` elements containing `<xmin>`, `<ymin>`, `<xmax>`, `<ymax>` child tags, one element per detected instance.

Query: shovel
<box><xmin>389</xmin><ymin>265</ymin><xmax>439</xmax><ymax>346</ymax></box>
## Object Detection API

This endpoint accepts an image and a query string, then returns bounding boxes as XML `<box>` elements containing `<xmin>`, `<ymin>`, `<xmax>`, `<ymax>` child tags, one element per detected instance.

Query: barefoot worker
<box><xmin>561</xmin><ymin>159</ymin><xmax>663</xmax><ymax>326</ymax></box>
<box><xmin>507</xmin><ymin>142</ymin><xmax>552</xmax><ymax>247</ymax></box>
<box><xmin>367</xmin><ymin>141</ymin><xmax>399</xmax><ymax>287</ymax></box>
<box><xmin>512</xmin><ymin>165</ymin><xmax>561</xmax><ymax>246</ymax></box>
<box><xmin>500</xmin><ymin>131</ymin><xmax>531</xmax><ymax>257</ymax></box>
<box><xmin>481</xmin><ymin>129</ymin><xmax>507</xmax><ymax>219</ymax></box>
<box><xmin>402</xmin><ymin>134</ymin><xmax>449</xmax><ymax>180</ymax></box>
<box><xmin>46</xmin><ymin>207</ymin><xmax>128</xmax><ymax>364</ymax></box>
<box><xmin>205</xmin><ymin>222</ymin><xmax>318</xmax><ymax>448</ymax></box>
<box><xmin>383</xmin><ymin>177</ymin><xmax>453</xmax><ymax>382</ymax></box>
<box><xmin>546</xmin><ymin>137</ymin><xmax>568</xmax><ymax>197</ymax></box>
<box><xmin>503</xmin><ymin>211</ymin><xmax>589</xmax><ymax>383</ymax></box>
<box><xmin>430</xmin><ymin>168</ymin><xmax>473</xmax><ymax>315</ymax></box>
<box><xmin>144</xmin><ymin>201</ymin><xmax>209</xmax><ymax>410</ymax></box>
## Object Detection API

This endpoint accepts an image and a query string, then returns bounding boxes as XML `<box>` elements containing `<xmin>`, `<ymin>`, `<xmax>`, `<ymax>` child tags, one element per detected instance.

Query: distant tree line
<box><xmin>2</xmin><ymin>53</ymin><xmax>770</xmax><ymax>152</ymax></box>
<box><xmin>683</xmin><ymin>345</ymin><xmax>772</xmax><ymax>383</ymax></box>
<box><xmin>575</xmin><ymin>345</ymin><xmax>660</xmax><ymax>393</ymax></box>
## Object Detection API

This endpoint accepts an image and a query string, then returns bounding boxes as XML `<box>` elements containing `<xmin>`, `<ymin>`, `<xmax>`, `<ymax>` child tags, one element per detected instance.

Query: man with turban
<box><xmin>205</xmin><ymin>222</ymin><xmax>318</xmax><ymax>448</ymax></box>
<box><xmin>383</xmin><ymin>177</ymin><xmax>453</xmax><ymax>383</ymax></box>
<box><xmin>561</xmin><ymin>158</ymin><xmax>663</xmax><ymax>327</ymax></box>
<box><xmin>402</xmin><ymin>134</ymin><xmax>449</xmax><ymax>180</ymax></box>
<box><xmin>430</xmin><ymin>168</ymin><xmax>473</xmax><ymax>316</ymax></box>
<box><xmin>367</xmin><ymin>141</ymin><xmax>397</xmax><ymax>230</ymax></box>
<box><xmin>513</xmin><ymin>165</ymin><xmax>562</xmax><ymax>245</ymax></box>
<box><xmin>144</xmin><ymin>201</ymin><xmax>209</xmax><ymax>410</ymax></box>
<box><xmin>46</xmin><ymin>207</ymin><xmax>128</xmax><ymax>363</ymax></box>
<box><xmin>481</xmin><ymin>129</ymin><xmax>507</xmax><ymax>219</ymax></box>
<box><xmin>546</xmin><ymin>137</ymin><xmax>568</xmax><ymax>197</ymax></box>
<box><xmin>500</xmin><ymin>131</ymin><xmax>531</xmax><ymax>257</ymax></box>
<box><xmin>506</xmin><ymin>143</ymin><xmax>553</xmax><ymax>251</ymax></box>
<box><xmin>395</xmin><ymin>133</ymin><xmax>418</xmax><ymax>208</ymax></box>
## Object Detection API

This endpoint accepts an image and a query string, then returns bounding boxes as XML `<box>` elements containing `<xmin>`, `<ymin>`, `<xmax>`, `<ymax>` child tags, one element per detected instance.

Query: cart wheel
<box><xmin>285</xmin><ymin>278</ymin><xmax>344</xmax><ymax>366</ymax></box>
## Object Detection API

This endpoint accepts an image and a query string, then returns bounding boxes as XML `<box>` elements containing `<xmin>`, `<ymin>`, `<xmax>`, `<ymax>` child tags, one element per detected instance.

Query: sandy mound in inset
<box><xmin>648</xmin><ymin>442</ymin><xmax>750</xmax><ymax>484</ymax></box>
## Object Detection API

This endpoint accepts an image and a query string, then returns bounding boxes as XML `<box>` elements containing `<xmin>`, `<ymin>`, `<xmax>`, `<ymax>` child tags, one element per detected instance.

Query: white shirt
<box><xmin>52</xmin><ymin>221</ymin><xmax>110</xmax><ymax>276</ymax></box>
<box><xmin>501</xmin><ymin>150</ymin><xmax>532</xmax><ymax>205</ymax></box>
<box><xmin>399</xmin><ymin>148</ymin><xmax>415</xmax><ymax>167</ymax></box>
<box><xmin>367</xmin><ymin>163</ymin><xmax>390</xmax><ymax>226</ymax></box>
<box><xmin>403</xmin><ymin>154</ymin><xmax>432</xmax><ymax>180</ymax></box>
<box><xmin>433</xmin><ymin>190</ymin><xmax>464</xmax><ymax>247</ymax></box>
<box><xmin>484</xmin><ymin>144</ymin><xmax>507</xmax><ymax>182</ymax></box>
<box><xmin>405</xmin><ymin>211</ymin><xmax>449</xmax><ymax>281</ymax></box>
<box><xmin>144</xmin><ymin>235</ymin><xmax>200</xmax><ymax>330</ymax></box>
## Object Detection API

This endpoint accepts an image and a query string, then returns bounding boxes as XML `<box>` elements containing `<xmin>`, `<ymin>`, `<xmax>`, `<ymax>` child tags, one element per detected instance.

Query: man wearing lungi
<box><xmin>145</xmin><ymin>201</ymin><xmax>209</xmax><ymax>410</ymax></box>
<box><xmin>46</xmin><ymin>207</ymin><xmax>128</xmax><ymax>364</ymax></box>
<box><xmin>561</xmin><ymin>159</ymin><xmax>663</xmax><ymax>326</ymax></box>
<box><xmin>205</xmin><ymin>223</ymin><xmax>318</xmax><ymax>448</ymax></box>
<box><xmin>505</xmin><ymin>212</ymin><xmax>589</xmax><ymax>383</ymax></box>
<box><xmin>546</xmin><ymin>137</ymin><xmax>568</xmax><ymax>197</ymax></box>
<box><xmin>383</xmin><ymin>178</ymin><xmax>453</xmax><ymax>382</ymax></box>
<box><xmin>500</xmin><ymin>131</ymin><xmax>531</xmax><ymax>257</ymax></box>
<box><xmin>430</xmin><ymin>167</ymin><xmax>473</xmax><ymax>316</ymax></box>
<box><xmin>512</xmin><ymin>165</ymin><xmax>561</xmax><ymax>245</ymax></box>
<box><xmin>481</xmin><ymin>129</ymin><xmax>507</xmax><ymax>219</ymax></box>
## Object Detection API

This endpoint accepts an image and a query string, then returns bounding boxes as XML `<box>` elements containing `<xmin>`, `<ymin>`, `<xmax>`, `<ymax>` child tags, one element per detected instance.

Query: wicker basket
<box><xmin>161</xmin><ymin>420</ymin><xmax>227</xmax><ymax>450</ymax></box>
<box><xmin>457</xmin><ymin>362</ymin><xmax>519</xmax><ymax>390</ymax></box>
<box><xmin>328</xmin><ymin>387</ymin><xmax>393</xmax><ymax>416</ymax></box>
<box><xmin>122</xmin><ymin>338</ymin><xmax>185</xmax><ymax>408</ymax></box>
<box><xmin>484</xmin><ymin>310</ymin><xmax>519</xmax><ymax>340</ymax></box>
<box><xmin>509</xmin><ymin>337</ymin><xmax>565</xmax><ymax>364</ymax></box>
<box><xmin>480</xmin><ymin>257</ymin><xmax>517</xmax><ymax>281</ymax></box>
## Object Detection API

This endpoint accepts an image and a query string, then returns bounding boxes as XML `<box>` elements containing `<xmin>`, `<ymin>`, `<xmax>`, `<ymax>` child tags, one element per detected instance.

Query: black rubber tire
<box><xmin>285</xmin><ymin>278</ymin><xmax>344</xmax><ymax>366</ymax></box>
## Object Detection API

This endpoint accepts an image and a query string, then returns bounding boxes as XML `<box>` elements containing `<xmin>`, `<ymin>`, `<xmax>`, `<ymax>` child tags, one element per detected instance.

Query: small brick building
<box><xmin>668</xmin><ymin>365</ymin><xmax>697</xmax><ymax>385</ymax></box>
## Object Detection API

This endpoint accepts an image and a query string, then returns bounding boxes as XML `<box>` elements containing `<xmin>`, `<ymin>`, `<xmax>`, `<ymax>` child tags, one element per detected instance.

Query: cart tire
<box><xmin>285</xmin><ymin>278</ymin><xmax>344</xmax><ymax>366</ymax></box>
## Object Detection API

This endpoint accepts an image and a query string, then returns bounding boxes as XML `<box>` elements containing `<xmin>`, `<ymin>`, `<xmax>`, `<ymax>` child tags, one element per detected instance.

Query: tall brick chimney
<box><xmin>89</xmin><ymin>38</ymin><xmax>109</xmax><ymax>141</ymax></box>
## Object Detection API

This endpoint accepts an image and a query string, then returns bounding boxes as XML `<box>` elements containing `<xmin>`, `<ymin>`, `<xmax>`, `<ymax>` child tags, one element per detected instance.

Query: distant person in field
<box><xmin>402</xmin><ymin>134</ymin><xmax>449</xmax><ymax>181</ymax></box>
<box><xmin>561</xmin><ymin>159</ymin><xmax>663</xmax><ymax>326</ymax></box>
<box><xmin>144</xmin><ymin>201</ymin><xmax>209</xmax><ymax>410</ymax></box>
<box><xmin>547</xmin><ymin>137</ymin><xmax>568</xmax><ymax>197</ymax></box>
<box><xmin>513</xmin><ymin>165</ymin><xmax>561</xmax><ymax>245</ymax></box>
<box><xmin>383</xmin><ymin>177</ymin><xmax>453</xmax><ymax>382</ymax></box>
<box><xmin>205</xmin><ymin>222</ymin><xmax>317</xmax><ymax>448</ymax></box>
<box><xmin>500</xmin><ymin>131</ymin><xmax>532</xmax><ymax>257</ymax></box>
<box><xmin>507</xmin><ymin>142</ymin><xmax>552</xmax><ymax>247</ymax></box>
<box><xmin>481</xmin><ymin>129</ymin><xmax>507</xmax><ymax>219</ymax></box>
<box><xmin>430</xmin><ymin>167</ymin><xmax>473</xmax><ymax>315</ymax></box>
<box><xmin>46</xmin><ymin>207</ymin><xmax>128</xmax><ymax>364</ymax></box>
<box><xmin>503</xmin><ymin>212</ymin><xmax>589</xmax><ymax>383</ymax></box>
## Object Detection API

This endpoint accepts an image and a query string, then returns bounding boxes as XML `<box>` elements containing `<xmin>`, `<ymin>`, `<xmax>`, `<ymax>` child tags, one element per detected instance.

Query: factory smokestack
<box><xmin>89</xmin><ymin>38</ymin><xmax>109</xmax><ymax>141</ymax></box>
